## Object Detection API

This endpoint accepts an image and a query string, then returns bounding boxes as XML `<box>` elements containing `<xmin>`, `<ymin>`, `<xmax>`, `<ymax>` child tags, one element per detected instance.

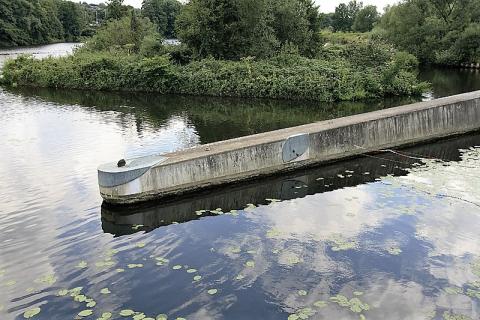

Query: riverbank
<box><xmin>0</xmin><ymin>42</ymin><xmax>428</xmax><ymax>102</ymax></box>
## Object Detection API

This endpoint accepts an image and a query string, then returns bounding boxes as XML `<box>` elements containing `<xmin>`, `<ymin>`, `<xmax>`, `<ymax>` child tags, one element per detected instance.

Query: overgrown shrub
<box><xmin>1</xmin><ymin>48</ymin><xmax>428</xmax><ymax>101</ymax></box>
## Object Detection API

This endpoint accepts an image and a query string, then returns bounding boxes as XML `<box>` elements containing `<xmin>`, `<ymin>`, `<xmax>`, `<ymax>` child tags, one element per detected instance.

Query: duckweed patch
<box><xmin>288</xmin><ymin>307</ymin><xmax>315</xmax><ymax>320</ymax></box>
<box><xmin>330</xmin><ymin>235</ymin><xmax>358</xmax><ymax>252</ymax></box>
<box><xmin>443</xmin><ymin>311</ymin><xmax>473</xmax><ymax>320</ymax></box>
<box><xmin>330</xmin><ymin>294</ymin><xmax>370</xmax><ymax>314</ymax></box>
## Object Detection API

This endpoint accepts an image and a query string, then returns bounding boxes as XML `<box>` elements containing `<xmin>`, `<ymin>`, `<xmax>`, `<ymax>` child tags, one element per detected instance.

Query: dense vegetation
<box><xmin>376</xmin><ymin>0</ymin><xmax>480</xmax><ymax>65</ymax></box>
<box><xmin>176</xmin><ymin>0</ymin><xmax>322</xmax><ymax>59</ymax></box>
<box><xmin>1</xmin><ymin>35</ymin><xmax>427</xmax><ymax>101</ymax></box>
<box><xmin>1</xmin><ymin>0</ymin><xmax>432</xmax><ymax>101</ymax></box>
<box><xmin>0</xmin><ymin>0</ymin><xmax>102</xmax><ymax>47</ymax></box>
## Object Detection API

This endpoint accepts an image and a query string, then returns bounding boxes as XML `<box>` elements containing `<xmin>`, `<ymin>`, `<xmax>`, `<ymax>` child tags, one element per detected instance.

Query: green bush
<box><xmin>1</xmin><ymin>48</ymin><xmax>428</xmax><ymax>101</ymax></box>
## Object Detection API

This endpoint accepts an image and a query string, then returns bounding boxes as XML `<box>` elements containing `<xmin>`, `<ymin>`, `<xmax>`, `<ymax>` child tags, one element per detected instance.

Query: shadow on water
<box><xmin>101</xmin><ymin>132</ymin><xmax>480</xmax><ymax>236</ymax></box>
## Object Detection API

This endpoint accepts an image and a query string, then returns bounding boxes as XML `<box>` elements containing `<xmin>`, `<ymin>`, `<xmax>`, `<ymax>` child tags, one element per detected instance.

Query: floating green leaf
<box><xmin>120</xmin><ymin>309</ymin><xmax>135</xmax><ymax>316</ymax></box>
<box><xmin>235</xmin><ymin>274</ymin><xmax>245</xmax><ymax>280</ymax></box>
<box><xmin>445</xmin><ymin>287</ymin><xmax>463</xmax><ymax>295</ymax></box>
<box><xmin>133</xmin><ymin>313</ymin><xmax>146</xmax><ymax>320</ymax></box>
<box><xmin>353</xmin><ymin>291</ymin><xmax>364</xmax><ymax>296</ymax></box>
<box><xmin>298</xmin><ymin>290</ymin><xmax>307</xmax><ymax>296</ymax></box>
<box><xmin>100</xmin><ymin>288</ymin><xmax>111</xmax><ymax>294</ymax></box>
<box><xmin>230</xmin><ymin>247</ymin><xmax>241</xmax><ymax>254</ymax></box>
<box><xmin>207</xmin><ymin>289</ymin><xmax>218</xmax><ymax>295</ymax></box>
<box><xmin>193</xmin><ymin>275</ymin><xmax>202</xmax><ymax>281</ymax></box>
<box><xmin>76</xmin><ymin>261</ymin><xmax>88</xmax><ymax>269</ymax></box>
<box><xmin>116</xmin><ymin>268</ymin><xmax>125</xmax><ymax>273</ymax></box>
<box><xmin>23</xmin><ymin>307</ymin><xmax>41</xmax><ymax>318</ymax></box>
<box><xmin>74</xmin><ymin>294</ymin><xmax>87</xmax><ymax>302</ymax></box>
<box><xmin>156</xmin><ymin>314</ymin><xmax>168</xmax><ymax>320</ymax></box>
<box><xmin>442</xmin><ymin>311</ymin><xmax>473</xmax><ymax>320</ymax></box>
<box><xmin>35</xmin><ymin>274</ymin><xmax>57</xmax><ymax>285</ymax></box>
<box><xmin>86</xmin><ymin>301</ymin><xmax>96</xmax><ymax>308</ymax></box>
<box><xmin>57</xmin><ymin>289</ymin><xmax>69</xmax><ymax>296</ymax></box>
<box><xmin>186</xmin><ymin>269</ymin><xmax>197</xmax><ymax>273</ymax></box>
<box><xmin>136</xmin><ymin>242</ymin><xmax>146</xmax><ymax>248</ymax></box>
<box><xmin>313</xmin><ymin>300</ymin><xmax>327</xmax><ymax>308</ymax></box>
<box><xmin>245</xmin><ymin>261</ymin><xmax>255</xmax><ymax>267</ymax></box>
<box><xmin>330</xmin><ymin>294</ymin><xmax>350</xmax><ymax>307</ymax></box>
<box><xmin>78</xmin><ymin>309</ymin><xmax>93</xmax><ymax>317</ymax></box>
<box><xmin>127</xmin><ymin>264</ymin><xmax>143</xmax><ymax>269</ymax></box>
<box><xmin>100</xmin><ymin>312</ymin><xmax>112</xmax><ymax>320</ymax></box>
<box><xmin>172</xmin><ymin>265</ymin><xmax>182</xmax><ymax>270</ymax></box>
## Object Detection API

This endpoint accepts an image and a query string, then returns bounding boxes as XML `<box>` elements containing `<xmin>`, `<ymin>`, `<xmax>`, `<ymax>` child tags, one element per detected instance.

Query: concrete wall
<box><xmin>99</xmin><ymin>91</ymin><xmax>480</xmax><ymax>204</ymax></box>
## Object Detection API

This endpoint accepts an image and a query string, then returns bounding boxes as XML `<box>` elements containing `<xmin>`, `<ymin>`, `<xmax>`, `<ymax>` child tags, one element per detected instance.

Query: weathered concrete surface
<box><xmin>99</xmin><ymin>91</ymin><xmax>480</xmax><ymax>205</ymax></box>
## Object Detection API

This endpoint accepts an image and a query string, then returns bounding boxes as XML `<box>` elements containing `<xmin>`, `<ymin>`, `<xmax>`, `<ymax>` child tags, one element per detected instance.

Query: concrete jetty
<box><xmin>98</xmin><ymin>91</ymin><xmax>480</xmax><ymax>205</ymax></box>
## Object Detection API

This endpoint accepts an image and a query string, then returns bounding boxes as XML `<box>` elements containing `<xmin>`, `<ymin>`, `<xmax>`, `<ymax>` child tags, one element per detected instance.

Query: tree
<box><xmin>352</xmin><ymin>5</ymin><xmax>379</xmax><ymax>32</ymax></box>
<box><xmin>175</xmin><ymin>0</ymin><xmax>321</xmax><ymax>59</ymax></box>
<box><xmin>82</xmin><ymin>14</ymin><xmax>159</xmax><ymax>54</ymax></box>
<box><xmin>379</xmin><ymin>0</ymin><xmax>480</xmax><ymax>64</ymax></box>
<box><xmin>332</xmin><ymin>1</ymin><xmax>362</xmax><ymax>32</ymax></box>
<box><xmin>57</xmin><ymin>0</ymin><xmax>86</xmax><ymax>41</ymax></box>
<box><xmin>142</xmin><ymin>0</ymin><xmax>182</xmax><ymax>38</ymax></box>
<box><xmin>0</xmin><ymin>0</ymin><xmax>88</xmax><ymax>47</ymax></box>
<box><xmin>106</xmin><ymin>0</ymin><xmax>128</xmax><ymax>20</ymax></box>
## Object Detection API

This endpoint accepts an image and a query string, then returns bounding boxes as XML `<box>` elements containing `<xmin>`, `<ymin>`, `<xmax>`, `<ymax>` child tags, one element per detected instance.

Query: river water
<box><xmin>1</xmin><ymin>44</ymin><xmax>480</xmax><ymax>320</ymax></box>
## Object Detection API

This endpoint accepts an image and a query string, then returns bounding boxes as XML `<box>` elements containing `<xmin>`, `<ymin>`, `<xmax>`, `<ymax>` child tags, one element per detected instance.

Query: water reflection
<box><xmin>101</xmin><ymin>134</ymin><xmax>480</xmax><ymax>236</ymax></box>
<box><xmin>1</xmin><ymin>61</ymin><xmax>480</xmax><ymax>319</ymax></box>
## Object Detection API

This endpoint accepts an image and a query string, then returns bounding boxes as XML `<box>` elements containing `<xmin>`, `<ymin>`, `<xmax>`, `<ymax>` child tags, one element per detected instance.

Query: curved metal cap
<box><xmin>282</xmin><ymin>133</ymin><xmax>309</xmax><ymax>162</ymax></box>
<box><xmin>98</xmin><ymin>155</ymin><xmax>167</xmax><ymax>188</ymax></box>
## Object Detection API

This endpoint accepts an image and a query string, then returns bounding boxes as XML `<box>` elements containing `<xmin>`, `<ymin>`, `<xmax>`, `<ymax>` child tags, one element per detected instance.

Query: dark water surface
<box><xmin>1</xmin><ymin>45</ymin><xmax>480</xmax><ymax>320</ymax></box>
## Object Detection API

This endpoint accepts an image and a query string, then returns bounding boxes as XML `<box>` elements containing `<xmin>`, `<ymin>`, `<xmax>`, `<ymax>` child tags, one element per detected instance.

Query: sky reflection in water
<box><xmin>0</xmin><ymin>64</ymin><xmax>480</xmax><ymax>320</ymax></box>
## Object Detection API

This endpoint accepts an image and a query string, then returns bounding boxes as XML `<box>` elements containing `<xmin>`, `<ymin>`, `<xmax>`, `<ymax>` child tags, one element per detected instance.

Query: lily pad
<box><xmin>100</xmin><ymin>312</ymin><xmax>112</xmax><ymax>319</ymax></box>
<box><xmin>186</xmin><ymin>269</ymin><xmax>197</xmax><ymax>273</ymax></box>
<box><xmin>245</xmin><ymin>261</ymin><xmax>255</xmax><ymax>268</ymax></box>
<box><xmin>136</xmin><ymin>242</ymin><xmax>146</xmax><ymax>248</ymax></box>
<box><xmin>207</xmin><ymin>289</ymin><xmax>218</xmax><ymax>295</ymax></box>
<box><xmin>57</xmin><ymin>289</ymin><xmax>69</xmax><ymax>296</ymax></box>
<box><xmin>133</xmin><ymin>314</ymin><xmax>146</xmax><ymax>320</ymax></box>
<box><xmin>298</xmin><ymin>290</ymin><xmax>308</xmax><ymax>296</ymax></box>
<box><xmin>100</xmin><ymin>288</ymin><xmax>111</xmax><ymax>294</ymax></box>
<box><xmin>76</xmin><ymin>261</ymin><xmax>88</xmax><ymax>269</ymax></box>
<box><xmin>23</xmin><ymin>307</ymin><xmax>41</xmax><ymax>318</ymax></box>
<box><xmin>193</xmin><ymin>275</ymin><xmax>202</xmax><ymax>281</ymax></box>
<box><xmin>313</xmin><ymin>300</ymin><xmax>327</xmax><ymax>308</ymax></box>
<box><xmin>78</xmin><ymin>309</ymin><xmax>93</xmax><ymax>317</ymax></box>
<box><xmin>120</xmin><ymin>309</ymin><xmax>135</xmax><ymax>316</ymax></box>
<box><xmin>156</xmin><ymin>314</ymin><xmax>168</xmax><ymax>320</ymax></box>
<box><xmin>86</xmin><ymin>301</ymin><xmax>96</xmax><ymax>308</ymax></box>
<box><xmin>235</xmin><ymin>274</ymin><xmax>245</xmax><ymax>280</ymax></box>
<box><xmin>172</xmin><ymin>265</ymin><xmax>182</xmax><ymax>270</ymax></box>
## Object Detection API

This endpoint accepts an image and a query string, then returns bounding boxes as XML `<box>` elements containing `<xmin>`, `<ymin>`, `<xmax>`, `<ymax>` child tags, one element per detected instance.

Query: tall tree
<box><xmin>352</xmin><ymin>5</ymin><xmax>379</xmax><ymax>32</ymax></box>
<box><xmin>176</xmin><ymin>0</ymin><xmax>321</xmax><ymax>59</ymax></box>
<box><xmin>332</xmin><ymin>0</ymin><xmax>363</xmax><ymax>32</ymax></box>
<box><xmin>106</xmin><ymin>0</ymin><xmax>128</xmax><ymax>20</ymax></box>
<box><xmin>379</xmin><ymin>0</ymin><xmax>480</xmax><ymax>64</ymax></box>
<box><xmin>142</xmin><ymin>0</ymin><xmax>182</xmax><ymax>38</ymax></box>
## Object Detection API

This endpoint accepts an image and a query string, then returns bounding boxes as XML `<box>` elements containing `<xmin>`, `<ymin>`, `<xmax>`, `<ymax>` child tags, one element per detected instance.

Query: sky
<box><xmin>75</xmin><ymin>0</ymin><xmax>400</xmax><ymax>13</ymax></box>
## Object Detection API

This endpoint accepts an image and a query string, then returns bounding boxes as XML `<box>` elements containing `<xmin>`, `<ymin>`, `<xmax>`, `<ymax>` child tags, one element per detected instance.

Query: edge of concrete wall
<box><xmin>99</xmin><ymin>91</ymin><xmax>480</xmax><ymax>204</ymax></box>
